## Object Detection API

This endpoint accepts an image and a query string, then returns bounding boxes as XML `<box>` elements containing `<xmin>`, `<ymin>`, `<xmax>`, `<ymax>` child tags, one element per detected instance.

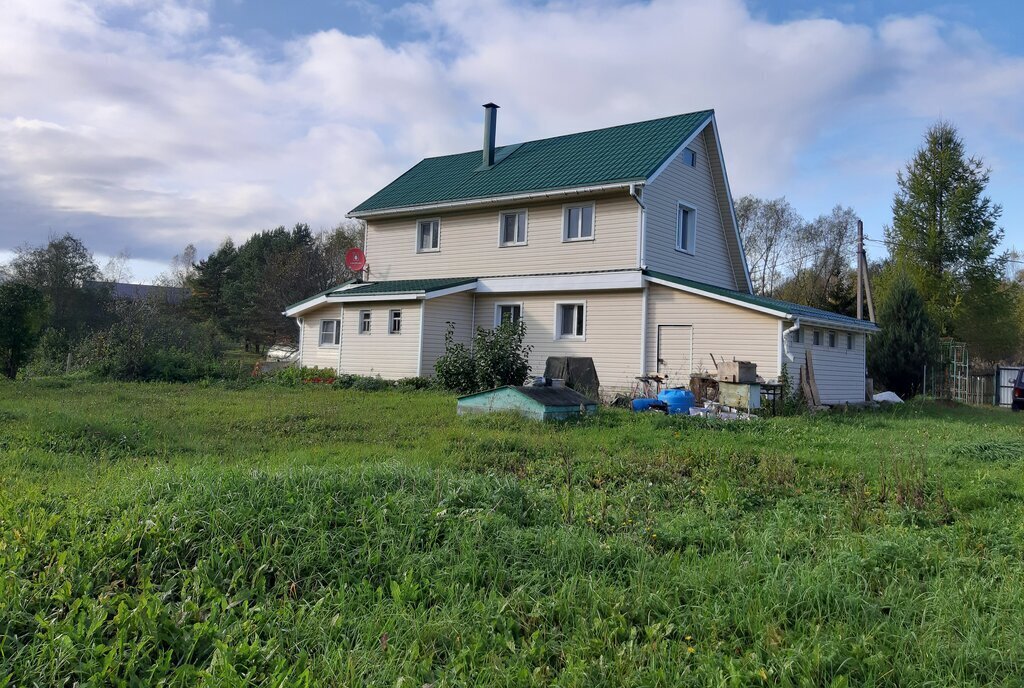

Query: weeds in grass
<box><xmin>1</xmin><ymin>383</ymin><xmax>1022</xmax><ymax>685</ymax></box>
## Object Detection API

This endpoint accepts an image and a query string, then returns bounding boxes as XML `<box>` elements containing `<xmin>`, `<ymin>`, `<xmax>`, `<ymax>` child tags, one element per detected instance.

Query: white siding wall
<box><xmin>338</xmin><ymin>301</ymin><xmax>422</xmax><ymax>379</ymax></box>
<box><xmin>364</xmin><ymin>193</ymin><xmax>639</xmax><ymax>280</ymax></box>
<box><xmin>645</xmin><ymin>284</ymin><xmax>781</xmax><ymax>384</ymax></box>
<box><xmin>299</xmin><ymin>304</ymin><xmax>344</xmax><ymax>370</ymax></box>
<box><xmin>421</xmin><ymin>292</ymin><xmax>475</xmax><ymax>376</ymax></box>
<box><xmin>785</xmin><ymin>325</ymin><xmax>867</xmax><ymax>404</ymax></box>
<box><xmin>473</xmin><ymin>290</ymin><xmax>643</xmax><ymax>396</ymax></box>
<box><xmin>642</xmin><ymin>126</ymin><xmax>739</xmax><ymax>290</ymax></box>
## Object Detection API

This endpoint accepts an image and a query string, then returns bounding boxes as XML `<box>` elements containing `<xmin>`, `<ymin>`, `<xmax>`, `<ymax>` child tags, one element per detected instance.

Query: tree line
<box><xmin>0</xmin><ymin>222</ymin><xmax>363</xmax><ymax>379</ymax></box>
<box><xmin>737</xmin><ymin>121</ymin><xmax>1021</xmax><ymax>397</ymax></box>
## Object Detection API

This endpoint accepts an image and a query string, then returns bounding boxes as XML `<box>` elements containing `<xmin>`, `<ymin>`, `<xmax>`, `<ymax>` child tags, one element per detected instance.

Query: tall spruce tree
<box><xmin>868</xmin><ymin>273</ymin><xmax>938</xmax><ymax>398</ymax></box>
<box><xmin>886</xmin><ymin>122</ymin><xmax>1003</xmax><ymax>335</ymax></box>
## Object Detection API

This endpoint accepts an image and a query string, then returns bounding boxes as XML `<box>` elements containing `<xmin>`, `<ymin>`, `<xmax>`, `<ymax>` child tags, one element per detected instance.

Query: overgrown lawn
<box><xmin>1</xmin><ymin>380</ymin><xmax>1022</xmax><ymax>685</ymax></box>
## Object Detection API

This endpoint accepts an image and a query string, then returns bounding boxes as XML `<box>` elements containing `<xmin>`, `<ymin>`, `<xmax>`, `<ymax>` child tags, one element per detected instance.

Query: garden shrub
<box><xmin>434</xmin><ymin>320</ymin><xmax>532</xmax><ymax>393</ymax></box>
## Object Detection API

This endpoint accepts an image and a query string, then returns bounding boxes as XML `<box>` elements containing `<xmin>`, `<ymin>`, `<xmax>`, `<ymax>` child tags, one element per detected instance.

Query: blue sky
<box><xmin>1</xmin><ymin>0</ymin><xmax>1022</xmax><ymax>282</ymax></box>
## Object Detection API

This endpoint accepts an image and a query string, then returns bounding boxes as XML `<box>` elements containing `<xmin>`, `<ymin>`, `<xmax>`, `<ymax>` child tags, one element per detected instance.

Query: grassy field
<box><xmin>1</xmin><ymin>380</ymin><xmax>1023</xmax><ymax>686</ymax></box>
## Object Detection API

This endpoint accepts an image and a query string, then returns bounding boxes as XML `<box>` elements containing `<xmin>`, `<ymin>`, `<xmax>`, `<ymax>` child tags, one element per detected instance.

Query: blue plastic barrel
<box><xmin>657</xmin><ymin>388</ymin><xmax>695</xmax><ymax>415</ymax></box>
<box><xmin>631</xmin><ymin>398</ymin><xmax>663</xmax><ymax>412</ymax></box>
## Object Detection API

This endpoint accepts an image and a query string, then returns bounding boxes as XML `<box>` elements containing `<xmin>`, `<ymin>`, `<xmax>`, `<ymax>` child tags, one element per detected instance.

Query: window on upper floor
<box><xmin>389</xmin><ymin>309</ymin><xmax>402</xmax><ymax>334</ymax></box>
<box><xmin>495</xmin><ymin>303</ymin><xmax>523</xmax><ymax>326</ymax></box>
<box><xmin>556</xmin><ymin>302</ymin><xmax>586</xmax><ymax>339</ymax></box>
<box><xmin>359</xmin><ymin>310</ymin><xmax>371</xmax><ymax>334</ymax></box>
<box><xmin>319</xmin><ymin>319</ymin><xmax>340</xmax><ymax>346</ymax></box>
<box><xmin>562</xmin><ymin>203</ymin><xmax>594</xmax><ymax>242</ymax></box>
<box><xmin>499</xmin><ymin>210</ymin><xmax>527</xmax><ymax>246</ymax></box>
<box><xmin>676</xmin><ymin>202</ymin><xmax>696</xmax><ymax>254</ymax></box>
<box><xmin>417</xmin><ymin>219</ymin><xmax>440</xmax><ymax>252</ymax></box>
<box><xmin>683</xmin><ymin>147</ymin><xmax>697</xmax><ymax>167</ymax></box>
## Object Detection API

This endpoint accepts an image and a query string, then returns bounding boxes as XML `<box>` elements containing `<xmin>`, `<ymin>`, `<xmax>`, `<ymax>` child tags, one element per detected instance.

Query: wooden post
<box><xmin>857</xmin><ymin>219</ymin><xmax>864</xmax><ymax>320</ymax></box>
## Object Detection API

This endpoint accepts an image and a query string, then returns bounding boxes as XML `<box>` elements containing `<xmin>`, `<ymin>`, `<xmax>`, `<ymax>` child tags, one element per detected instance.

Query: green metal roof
<box><xmin>332</xmin><ymin>277</ymin><xmax>476</xmax><ymax>297</ymax></box>
<box><xmin>284</xmin><ymin>277</ymin><xmax>476</xmax><ymax>313</ymax></box>
<box><xmin>350</xmin><ymin>110</ymin><xmax>714</xmax><ymax>215</ymax></box>
<box><xmin>645</xmin><ymin>270</ymin><xmax>880</xmax><ymax>332</ymax></box>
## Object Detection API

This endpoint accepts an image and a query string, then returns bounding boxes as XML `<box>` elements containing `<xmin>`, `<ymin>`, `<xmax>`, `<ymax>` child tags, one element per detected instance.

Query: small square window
<box><xmin>563</xmin><ymin>204</ymin><xmax>594</xmax><ymax>241</ymax></box>
<box><xmin>499</xmin><ymin>211</ymin><xmax>527</xmax><ymax>246</ymax></box>
<box><xmin>813</xmin><ymin>330</ymin><xmax>822</xmax><ymax>346</ymax></box>
<box><xmin>683</xmin><ymin>147</ymin><xmax>696</xmax><ymax>167</ymax></box>
<box><xmin>319</xmin><ymin>319</ymin><xmax>340</xmax><ymax>346</ymax></box>
<box><xmin>847</xmin><ymin>333</ymin><xmax>854</xmax><ymax>350</ymax></box>
<box><xmin>417</xmin><ymin>219</ymin><xmax>439</xmax><ymax>252</ymax></box>
<box><xmin>389</xmin><ymin>309</ymin><xmax>402</xmax><ymax>334</ymax></box>
<box><xmin>495</xmin><ymin>303</ymin><xmax>522</xmax><ymax>326</ymax></box>
<box><xmin>676</xmin><ymin>203</ymin><xmax>696</xmax><ymax>253</ymax></box>
<box><xmin>828</xmin><ymin>331</ymin><xmax>837</xmax><ymax>348</ymax></box>
<box><xmin>359</xmin><ymin>310</ymin><xmax>371</xmax><ymax>334</ymax></box>
<box><xmin>557</xmin><ymin>303</ymin><xmax>585</xmax><ymax>339</ymax></box>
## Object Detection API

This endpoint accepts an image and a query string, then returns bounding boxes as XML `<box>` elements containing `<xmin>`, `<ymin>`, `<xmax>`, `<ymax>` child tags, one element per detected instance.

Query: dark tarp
<box><xmin>543</xmin><ymin>357</ymin><xmax>600</xmax><ymax>399</ymax></box>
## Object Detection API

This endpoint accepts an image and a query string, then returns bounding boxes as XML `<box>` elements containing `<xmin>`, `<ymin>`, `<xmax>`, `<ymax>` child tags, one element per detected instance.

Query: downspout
<box><xmin>297</xmin><ymin>317</ymin><xmax>304</xmax><ymax>367</ymax></box>
<box><xmin>782</xmin><ymin>318</ymin><xmax>801</xmax><ymax>363</ymax></box>
<box><xmin>630</xmin><ymin>183</ymin><xmax>646</xmax><ymax>269</ymax></box>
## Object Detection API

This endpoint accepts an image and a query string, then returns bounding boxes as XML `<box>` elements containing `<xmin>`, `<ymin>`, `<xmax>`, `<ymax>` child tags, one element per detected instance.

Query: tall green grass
<box><xmin>1</xmin><ymin>380</ymin><xmax>1023</xmax><ymax>685</ymax></box>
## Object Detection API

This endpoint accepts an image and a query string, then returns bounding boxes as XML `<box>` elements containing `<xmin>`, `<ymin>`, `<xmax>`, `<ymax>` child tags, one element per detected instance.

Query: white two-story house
<box><xmin>285</xmin><ymin>105</ymin><xmax>878</xmax><ymax>403</ymax></box>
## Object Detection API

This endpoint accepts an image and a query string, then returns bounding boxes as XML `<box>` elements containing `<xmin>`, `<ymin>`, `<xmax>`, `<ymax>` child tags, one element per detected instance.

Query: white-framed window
<box><xmin>813</xmin><ymin>330</ymin><xmax>822</xmax><ymax>346</ymax></box>
<box><xmin>683</xmin><ymin>147</ymin><xmax>697</xmax><ymax>167</ymax></box>
<box><xmin>498</xmin><ymin>210</ymin><xmax>527</xmax><ymax>246</ymax></box>
<box><xmin>676</xmin><ymin>202</ymin><xmax>696</xmax><ymax>254</ymax></box>
<box><xmin>494</xmin><ymin>303</ymin><xmax>523</xmax><ymax>326</ymax></box>
<box><xmin>793</xmin><ymin>328</ymin><xmax>803</xmax><ymax>344</ymax></box>
<box><xmin>319</xmin><ymin>319</ymin><xmax>340</xmax><ymax>346</ymax></box>
<box><xmin>555</xmin><ymin>302</ymin><xmax>585</xmax><ymax>340</ymax></box>
<box><xmin>389</xmin><ymin>309</ymin><xmax>402</xmax><ymax>334</ymax></box>
<box><xmin>828</xmin><ymin>331</ymin><xmax>837</xmax><ymax>348</ymax></box>
<box><xmin>416</xmin><ymin>219</ymin><xmax>440</xmax><ymax>253</ymax></box>
<box><xmin>359</xmin><ymin>310</ymin><xmax>371</xmax><ymax>334</ymax></box>
<box><xmin>847</xmin><ymin>333</ymin><xmax>854</xmax><ymax>350</ymax></box>
<box><xmin>562</xmin><ymin>203</ymin><xmax>594</xmax><ymax>242</ymax></box>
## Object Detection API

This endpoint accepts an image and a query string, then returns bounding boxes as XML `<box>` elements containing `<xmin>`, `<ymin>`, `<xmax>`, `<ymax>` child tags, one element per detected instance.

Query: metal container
<box><xmin>718</xmin><ymin>361</ymin><xmax>757</xmax><ymax>384</ymax></box>
<box><xmin>719</xmin><ymin>382</ymin><xmax>761</xmax><ymax>410</ymax></box>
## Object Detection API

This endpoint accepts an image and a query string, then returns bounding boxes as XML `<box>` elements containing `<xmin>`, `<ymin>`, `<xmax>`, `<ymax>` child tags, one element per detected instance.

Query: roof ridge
<box><xmin>418</xmin><ymin>109</ymin><xmax>715</xmax><ymax>161</ymax></box>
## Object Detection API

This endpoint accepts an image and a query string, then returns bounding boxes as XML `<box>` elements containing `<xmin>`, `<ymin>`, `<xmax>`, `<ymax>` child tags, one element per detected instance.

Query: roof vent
<box><xmin>482</xmin><ymin>102</ymin><xmax>499</xmax><ymax>168</ymax></box>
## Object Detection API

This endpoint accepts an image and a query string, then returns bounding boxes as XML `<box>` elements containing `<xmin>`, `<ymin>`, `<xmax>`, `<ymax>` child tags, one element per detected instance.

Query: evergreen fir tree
<box><xmin>887</xmin><ymin>122</ymin><xmax>1003</xmax><ymax>335</ymax></box>
<box><xmin>868</xmin><ymin>273</ymin><xmax>938</xmax><ymax>398</ymax></box>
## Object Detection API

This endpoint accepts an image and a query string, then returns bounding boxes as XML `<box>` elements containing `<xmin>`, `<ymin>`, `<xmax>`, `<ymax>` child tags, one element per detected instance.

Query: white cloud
<box><xmin>0</xmin><ymin>0</ymin><xmax>1022</xmax><ymax>277</ymax></box>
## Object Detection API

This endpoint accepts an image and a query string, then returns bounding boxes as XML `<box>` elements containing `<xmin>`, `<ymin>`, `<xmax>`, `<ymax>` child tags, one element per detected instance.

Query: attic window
<box><xmin>676</xmin><ymin>202</ymin><xmax>696</xmax><ymax>254</ymax></box>
<box><xmin>683</xmin><ymin>147</ymin><xmax>697</xmax><ymax>167</ymax></box>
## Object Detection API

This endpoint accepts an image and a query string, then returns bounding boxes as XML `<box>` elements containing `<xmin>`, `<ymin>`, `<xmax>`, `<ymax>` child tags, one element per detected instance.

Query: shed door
<box><xmin>657</xmin><ymin>325</ymin><xmax>692</xmax><ymax>386</ymax></box>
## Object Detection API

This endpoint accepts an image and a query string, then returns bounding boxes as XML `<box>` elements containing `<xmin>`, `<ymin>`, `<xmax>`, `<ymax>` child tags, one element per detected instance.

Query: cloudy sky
<box><xmin>2</xmin><ymin>0</ymin><xmax>1023</xmax><ymax>282</ymax></box>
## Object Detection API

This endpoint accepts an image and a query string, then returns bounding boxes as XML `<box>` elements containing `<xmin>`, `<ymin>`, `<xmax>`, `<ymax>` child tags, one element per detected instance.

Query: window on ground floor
<box><xmin>389</xmin><ymin>309</ymin><xmax>402</xmax><ymax>334</ymax></box>
<box><xmin>847</xmin><ymin>333</ymin><xmax>854</xmax><ymax>350</ymax></box>
<box><xmin>319</xmin><ymin>319</ymin><xmax>340</xmax><ymax>346</ymax></box>
<box><xmin>494</xmin><ymin>303</ymin><xmax>523</xmax><ymax>326</ymax></box>
<box><xmin>359</xmin><ymin>310</ymin><xmax>371</xmax><ymax>334</ymax></box>
<box><xmin>813</xmin><ymin>330</ymin><xmax>822</xmax><ymax>346</ymax></box>
<box><xmin>556</xmin><ymin>302</ymin><xmax>585</xmax><ymax>339</ymax></box>
<box><xmin>828</xmin><ymin>331</ymin><xmax>837</xmax><ymax>348</ymax></box>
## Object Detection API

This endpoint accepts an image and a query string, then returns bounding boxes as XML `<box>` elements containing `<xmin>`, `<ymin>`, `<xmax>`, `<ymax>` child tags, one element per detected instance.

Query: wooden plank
<box><xmin>804</xmin><ymin>349</ymin><xmax>821</xmax><ymax>406</ymax></box>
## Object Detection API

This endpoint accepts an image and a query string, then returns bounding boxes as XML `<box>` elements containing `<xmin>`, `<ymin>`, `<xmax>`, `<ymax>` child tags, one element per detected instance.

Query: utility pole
<box><xmin>856</xmin><ymin>219</ymin><xmax>876</xmax><ymax>323</ymax></box>
<box><xmin>857</xmin><ymin>219</ymin><xmax>864</xmax><ymax>320</ymax></box>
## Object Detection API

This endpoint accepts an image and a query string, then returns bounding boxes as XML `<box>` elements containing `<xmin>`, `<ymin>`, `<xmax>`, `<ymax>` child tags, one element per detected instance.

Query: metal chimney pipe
<box><xmin>482</xmin><ymin>103</ymin><xmax>499</xmax><ymax>167</ymax></box>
